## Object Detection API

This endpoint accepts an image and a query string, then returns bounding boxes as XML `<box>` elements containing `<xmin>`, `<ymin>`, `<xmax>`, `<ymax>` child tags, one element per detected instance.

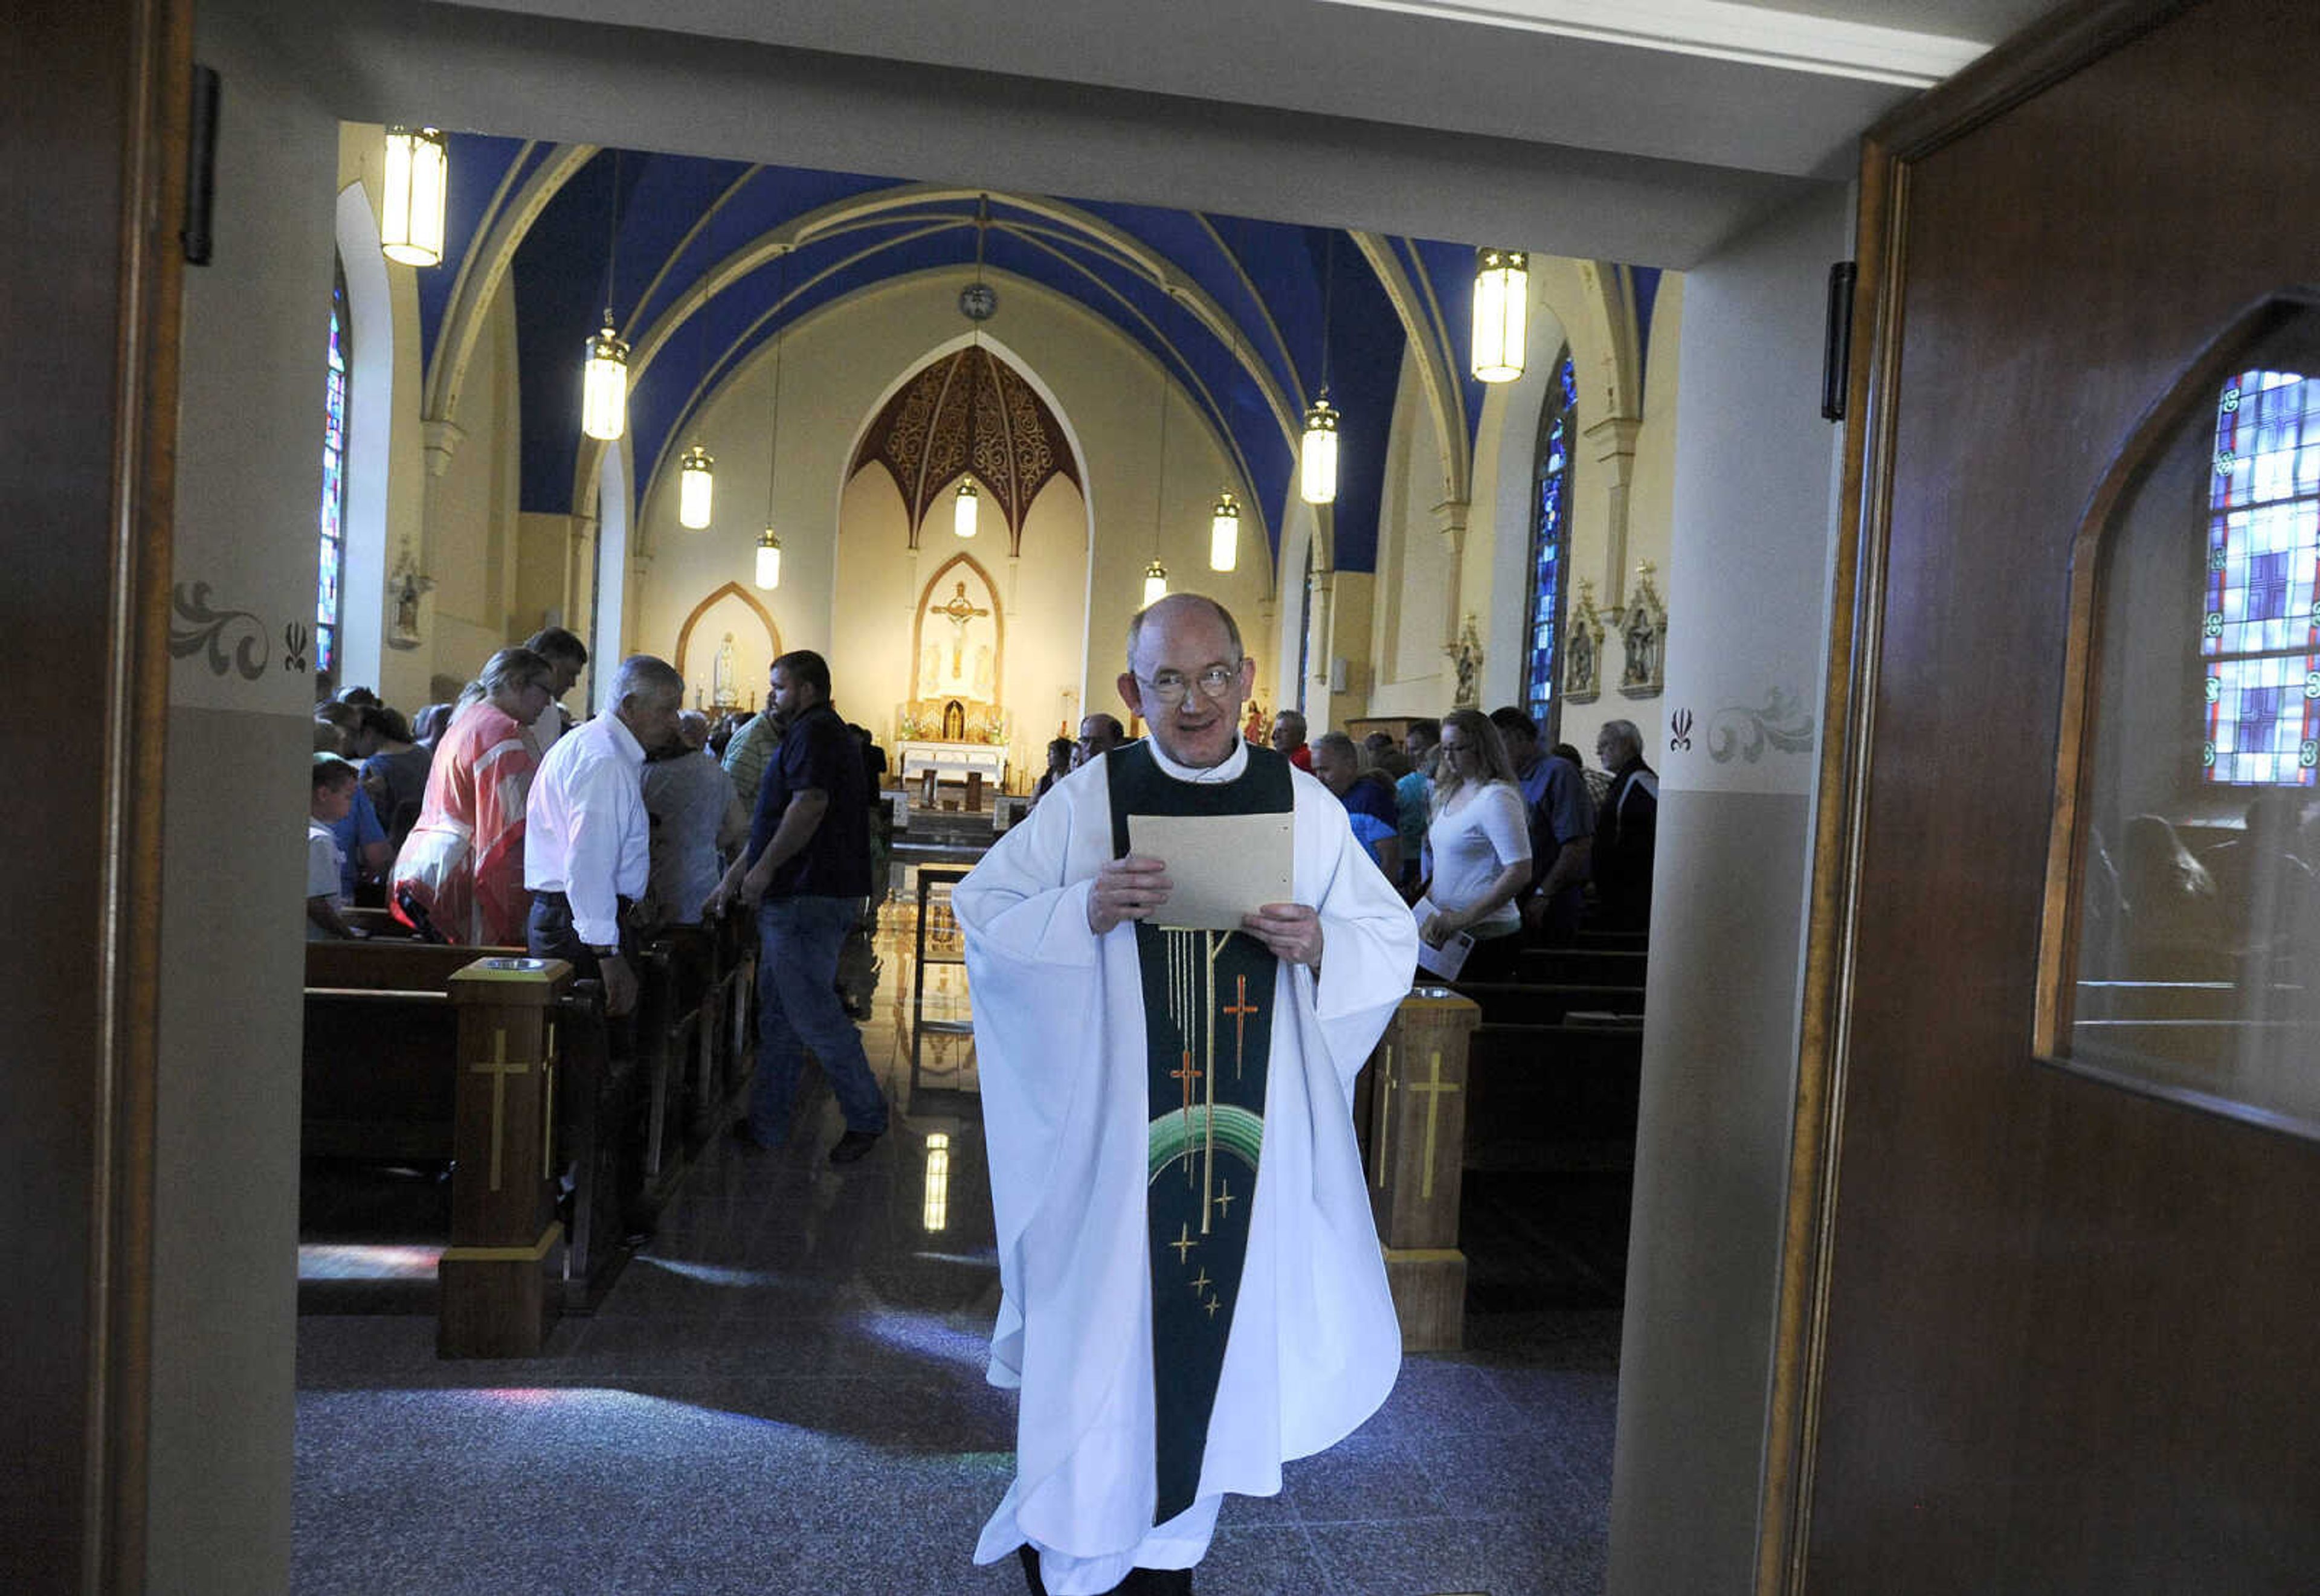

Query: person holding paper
<box><xmin>1415</xmin><ymin>708</ymin><xmax>1533</xmax><ymax>982</ymax></box>
<box><xmin>953</xmin><ymin>593</ymin><xmax>1418</xmax><ymax>1596</ymax></box>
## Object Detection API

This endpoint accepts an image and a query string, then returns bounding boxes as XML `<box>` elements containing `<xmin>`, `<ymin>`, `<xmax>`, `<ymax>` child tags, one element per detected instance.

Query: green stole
<box><xmin>1105</xmin><ymin>739</ymin><xmax>1294</xmax><ymax>1524</ymax></box>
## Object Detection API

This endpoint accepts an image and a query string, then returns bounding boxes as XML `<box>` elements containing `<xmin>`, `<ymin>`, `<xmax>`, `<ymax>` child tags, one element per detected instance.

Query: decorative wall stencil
<box><xmin>1618</xmin><ymin>561</ymin><xmax>1667</xmax><ymax>697</ymax></box>
<box><xmin>850</xmin><ymin>346</ymin><xmax>1081</xmax><ymax>553</ymax></box>
<box><xmin>1669</xmin><ymin>706</ymin><xmax>1694</xmax><ymax>752</ymax></box>
<box><xmin>1565</xmin><ymin>579</ymin><xmax>1603</xmax><ymax>703</ymax></box>
<box><xmin>283</xmin><ymin>622</ymin><xmax>309</xmax><ymax>674</ymax></box>
<box><xmin>1445</xmin><ymin>614</ymin><xmax>1484</xmax><ymax>709</ymax></box>
<box><xmin>169</xmin><ymin>583</ymin><xmax>270</xmax><ymax>680</ymax></box>
<box><xmin>1706</xmin><ymin>687</ymin><xmax>1816</xmax><ymax>764</ymax></box>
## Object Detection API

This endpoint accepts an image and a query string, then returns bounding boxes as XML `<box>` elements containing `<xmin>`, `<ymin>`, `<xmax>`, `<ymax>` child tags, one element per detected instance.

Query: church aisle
<box><xmin>293</xmin><ymin>908</ymin><xmax>1617</xmax><ymax>1594</ymax></box>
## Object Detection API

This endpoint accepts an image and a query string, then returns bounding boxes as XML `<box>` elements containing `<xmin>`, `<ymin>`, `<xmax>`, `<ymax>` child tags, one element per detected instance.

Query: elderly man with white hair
<box><xmin>1591</xmin><ymin>717</ymin><xmax>1658</xmax><ymax>933</ymax></box>
<box><xmin>524</xmin><ymin>654</ymin><xmax>685</xmax><ymax>1016</ymax></box>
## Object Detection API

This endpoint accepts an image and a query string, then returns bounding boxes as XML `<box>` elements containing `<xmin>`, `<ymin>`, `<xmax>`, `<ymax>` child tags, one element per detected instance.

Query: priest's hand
<box><xmin>1088</xmin><ymin>855</ymin><xmax>1172</xmax><ymax>935</ymax></box>
<box><xmin>1242</xmin><ymin>903</ymin><xmax>1324</xmax><ymax>970</ymax></box>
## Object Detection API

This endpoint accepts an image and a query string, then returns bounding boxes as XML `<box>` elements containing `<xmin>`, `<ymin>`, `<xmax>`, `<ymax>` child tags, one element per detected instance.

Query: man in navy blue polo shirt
<box><xmin>706</xmin><ymin>648</ymin><xmax>887</xmax><ymax>1164</ymax></box>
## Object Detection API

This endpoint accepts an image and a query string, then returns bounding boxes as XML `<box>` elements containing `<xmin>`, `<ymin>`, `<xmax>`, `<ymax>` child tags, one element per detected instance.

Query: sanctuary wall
<box><xmin>622</xmin><ymin>272</ymin><xmax>1265</xmax><ymax>776</ymax></box>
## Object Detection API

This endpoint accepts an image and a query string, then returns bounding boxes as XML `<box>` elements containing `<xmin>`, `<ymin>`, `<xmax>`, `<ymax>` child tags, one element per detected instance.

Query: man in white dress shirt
<box><xmin>955</xmin><ymin>594</ymin><xmax>1417</xmax><ymax>1595</ymax></box>
<box><xmin>524</xmin><ymin>654</ymin><xmax>683</xmax><ymax>1016</ymax></box>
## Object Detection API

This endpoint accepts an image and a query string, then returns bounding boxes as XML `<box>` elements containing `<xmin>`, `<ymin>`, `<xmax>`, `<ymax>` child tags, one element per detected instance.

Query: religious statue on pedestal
<box><xmin>1446</xmin><ymin>614</ymin><xmax>1484</xmax><ymax>708</ymax></box>
<box><xmin>712</xmin><ymin>631</ymin><xmax>740</xmax><ymax>708</ymax></box>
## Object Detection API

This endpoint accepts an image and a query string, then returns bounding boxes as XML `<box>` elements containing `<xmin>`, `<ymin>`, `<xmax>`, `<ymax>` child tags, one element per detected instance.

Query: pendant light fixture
<box><xmin>675</xmin><ymin>304</ymin><xmax>715</xmax><ymax>528</ymax></box>
<box><xmin>1301</xmin><ymin>231</ymin><xmax>1339</xmax><ymax>507</ymax></box>
<box><xmin>1142</xmin><ymin>364</ymin><xmax>1169</xmax><ymax>607</ymax></box>
<box><xmin>678</xmin><ymin>445</ymin><xmax>715</xmax><ymax>529</ymax></box>
<box><xmin>1208</xmin><ymin>491</ymin><xmax>1240</xmax><ymax>573</ymax></box>
<box><xmin>951</xmin><ymin>198</ymin><xmax>995</xmax><ymax>543</ymax></box>
<box><xmin>756</xmin><ymin>249</ymin><xmax>788</xmax><ymax>591</ymax></box>
<box><xmin>1210</xmin><ymin>321</ymin><xmax>1243</xmax><ymax>573</ymax></box>
<box><xmin>1471</xmin><ymin>247</ymin><xmax>1529</xmax><ymax>382</ymax></box>
<box><xmin>380</xmin><ymin>127</ymin><xmax>448</xmax><ymax>268</ymax></box>
<box><xmin>581</xmin><ymin>152</ymin><xmax>629</xmax><ymax>442</ymax></box>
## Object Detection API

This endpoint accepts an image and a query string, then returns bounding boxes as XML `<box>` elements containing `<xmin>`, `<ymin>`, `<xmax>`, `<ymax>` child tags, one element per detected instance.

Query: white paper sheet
<box><xmin>1125</xmin><ymin>811</ymin><xmax>1295</xmax><ymax>932</ymax></box>
<box><xmin>1410</xmin><ymin>896</ymin><xmax>1474</xmax><ymax>979</ymax></box>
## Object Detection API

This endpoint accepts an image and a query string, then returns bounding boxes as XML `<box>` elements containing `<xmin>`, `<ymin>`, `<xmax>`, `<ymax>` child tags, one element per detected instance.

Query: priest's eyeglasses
<box><xmin>1136</xmin><ymin>664</ymin><xmax>1241</xmax><ymax>706</ymax></box>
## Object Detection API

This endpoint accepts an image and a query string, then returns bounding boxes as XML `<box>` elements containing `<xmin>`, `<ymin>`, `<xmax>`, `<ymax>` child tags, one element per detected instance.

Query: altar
<box><xmin>898</xmin><ymin>740</ymin><xmax>1008</xmax><ymax>788</ymax></box>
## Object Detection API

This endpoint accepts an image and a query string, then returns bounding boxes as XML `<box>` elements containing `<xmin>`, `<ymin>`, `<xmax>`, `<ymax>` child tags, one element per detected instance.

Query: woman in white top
<box><xmin>1419</xmin><ymin>707</ymin><xmax>1533</xmax><ymax>981</ymax></box>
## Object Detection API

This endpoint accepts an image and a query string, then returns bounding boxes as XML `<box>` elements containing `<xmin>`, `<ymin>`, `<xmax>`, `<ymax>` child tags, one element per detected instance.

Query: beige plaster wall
<box><xmin>619</xmin><ymin>269</ymin><xmax>1263</xmax><ymax>778</ymax></box>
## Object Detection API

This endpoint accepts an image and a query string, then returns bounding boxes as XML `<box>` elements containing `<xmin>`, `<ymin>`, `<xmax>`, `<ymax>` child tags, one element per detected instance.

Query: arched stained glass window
<box><xmin>317</xmin><ymin>263</ymin><xmax>350</xmax><ymax>681</ymax></box>
<box><xmin>2202</xmin><ymin>368</ymin><xmax>2320</xmax><ymax>785</ymax></box>
<box><xmin>1524</xmin><ymin>349</ymin><xmax>1578</xmax><ymax>733</ymax></box>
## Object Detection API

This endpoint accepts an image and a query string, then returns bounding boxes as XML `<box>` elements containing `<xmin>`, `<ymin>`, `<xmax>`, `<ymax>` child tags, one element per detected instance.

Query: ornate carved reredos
<box><xmin>851</xmin><ymin>346</ymin><xmax>1082</xmax><ymax>553</ymax></box>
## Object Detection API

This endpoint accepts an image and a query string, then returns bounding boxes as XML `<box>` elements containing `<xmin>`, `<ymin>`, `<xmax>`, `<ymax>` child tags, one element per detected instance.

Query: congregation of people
<box><xmin>1025</xmin><ymin>695</ymin><xmax>1661</xmax><ymax>970</ymax></box>
<box><xmin>306</xmin><ymin>628</ymin><xmax>897</xmax><ymax>1164</ymax></box>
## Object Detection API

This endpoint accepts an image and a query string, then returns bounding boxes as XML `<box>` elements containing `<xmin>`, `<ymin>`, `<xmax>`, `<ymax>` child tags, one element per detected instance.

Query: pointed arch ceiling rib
<box><xmin>411</xmin><ymin>137</ymin><xmax>1662</xmax><ymax>574</ymax></box>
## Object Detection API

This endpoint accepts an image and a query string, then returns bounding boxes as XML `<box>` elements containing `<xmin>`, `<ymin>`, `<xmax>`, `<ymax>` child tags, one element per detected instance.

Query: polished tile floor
<box><xmin>294</xmin><ymin>893</ymin><xmax>1624</xmax><ymax>1595</ymax></box>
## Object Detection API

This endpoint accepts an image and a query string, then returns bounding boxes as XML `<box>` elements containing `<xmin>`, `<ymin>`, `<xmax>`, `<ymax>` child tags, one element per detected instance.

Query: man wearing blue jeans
<box><xmin>706</xmin><ymin>649</ymin><xmax>887</xmax><ymax>1164</ymax></box>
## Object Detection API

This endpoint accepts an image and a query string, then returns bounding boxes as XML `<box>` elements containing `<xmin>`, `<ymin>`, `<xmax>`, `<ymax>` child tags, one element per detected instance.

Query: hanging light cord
<box><xmin>1319</xmin><ymin>229</ymin><xmax>1335</xmax><ymax>399</ymax></box>
<box><xmin>1152</xmin><ymin>364</ymin><xmax>1168</xmax><ymax>556</ymax></box>
<box><xmin>600</xmin><ymin>149</ymin><xmax>622</xmax><ymax>327</ymax></box>
<box><xmin>765</xmin><ymin>249</ymin><xmax>788</xmax><ymax>526</ymax></box>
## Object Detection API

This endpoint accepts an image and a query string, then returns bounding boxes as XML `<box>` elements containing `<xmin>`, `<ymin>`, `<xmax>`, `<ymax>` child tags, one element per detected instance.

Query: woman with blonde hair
<box><xmin>388</xmin><ymin>646</ymin><xmax>556</xmax><ymax>944</ymax></box>
<box><xmin>1416</xmin><ymin>706</ymin><xmax>1533</xmax><ymax>980</ymax></box>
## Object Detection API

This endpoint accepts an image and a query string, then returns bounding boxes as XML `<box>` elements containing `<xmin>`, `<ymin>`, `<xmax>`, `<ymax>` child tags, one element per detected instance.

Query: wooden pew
<box><xmin>1451</xmin><ymin>981</ymin><xmax>1646</xmax><ymax>1027</ymax></box>
<box><xmin>1356</xmin><ymin>988</ymin><xmax>1483</xmax><ymax>1351</ymax></box>
<box><xmin>1462</xmin><ymin>1022</ymin><xmax>1643</xmax><ymax>1173</ymax></box>
<box><xmin>1517</xmin><ymin>946</ymin><xmax>1648</xmax><ymax>988</ymax></box>
<box><xmin>300</xmin><ymin>942</ymin><xmax>654</xmax><ymax>1310</ymax></box>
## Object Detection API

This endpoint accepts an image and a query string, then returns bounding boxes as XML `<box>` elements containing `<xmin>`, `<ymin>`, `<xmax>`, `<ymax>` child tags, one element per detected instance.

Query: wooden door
<box><xmin>1</xmin><ymin>0</ymin><xmax>185</xmax><ymax>1589</ymax></box>
<box><xmin>1773</xmin><ymin>1</ymin><xmax>2320</xmax><ymax>1591</ymax></box>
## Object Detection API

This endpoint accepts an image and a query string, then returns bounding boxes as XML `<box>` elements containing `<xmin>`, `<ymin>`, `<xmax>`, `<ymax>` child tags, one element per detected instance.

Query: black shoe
<box><xmin>828</xmin><ymin>1129</ymin><xmax>880</xmax><ymax>1165</ymax></box>
<box><xmin>1016</xmin><ymin>1544</ymin><xmax>1048</xmax><ymax>1596</ymax></box>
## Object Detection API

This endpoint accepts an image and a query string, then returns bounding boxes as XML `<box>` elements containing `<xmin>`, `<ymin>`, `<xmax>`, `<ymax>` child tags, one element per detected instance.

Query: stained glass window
<box><xmin>317</xmin><ymin>264</ymin><xmax>350</xmax><ymax>682</ymax></box>
<box><xmin>1524</xmin><ymin>350</ymin><xmax>1578</xmax><ymax>733</ymax></box>
<box><xmin>2200</xmin><ymin>368</ymin><xmax>2320</xmax><ymax>785</ymax></box>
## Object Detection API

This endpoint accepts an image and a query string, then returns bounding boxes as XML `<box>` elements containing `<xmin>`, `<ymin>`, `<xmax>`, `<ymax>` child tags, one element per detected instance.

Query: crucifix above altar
<box><xmin>898</xmin><ymin>555</ymin><xmax>1012</xmax><ymax>793</ymax></box>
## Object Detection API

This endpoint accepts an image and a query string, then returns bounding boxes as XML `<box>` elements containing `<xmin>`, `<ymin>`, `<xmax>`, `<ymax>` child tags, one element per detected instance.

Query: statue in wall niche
<box><xmin>922</xmin><ymin>642</ymin><xmax>942</xmax><ymax>695</ymax></box>
<box><xmin>974</xmin><ymin>642</ymin><xmax>994</xmax><ymax>700</ymax></box>
<box><xmin>1243</xmin><ymin>702</ymin><xmax>1266</xmax><ymax>744</ymax></box>
<box><xmin>1618</xmin><ymin>561</ymin><xmax>1668</xmax><ymax>698</ymax></box>
<box><xmin>712</xmin><ymin>631</ymin><xmax>740</xmax><ymax>708</ymax></box>
<box><xmin>386</xmin><ymin>544</ymin><xmax>428</xmax><ymax>651</ymax></box>
<box><xmin>1565</xmin><ymin>579</ymin><xmax>1603</xmax><ymax>704</ymax></box>
<box><xmin>1445</xmin><ymin>614</ymin><xmax>1484</xmax><ymax>709</ymax></box>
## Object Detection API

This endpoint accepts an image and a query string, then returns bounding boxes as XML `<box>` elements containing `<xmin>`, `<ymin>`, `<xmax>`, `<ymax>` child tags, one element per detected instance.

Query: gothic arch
<box><xmin>909</xmin><ymin>551</ymin><xmax>1006</xmax><ymax>703</ymax></box>
<box><xmin>674</xmin><ymin>581</ymin><xmax>782</xmax><ymax>680</ymax></box>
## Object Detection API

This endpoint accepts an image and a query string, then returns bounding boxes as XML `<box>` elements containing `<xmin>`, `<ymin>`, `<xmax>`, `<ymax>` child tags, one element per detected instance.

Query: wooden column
<box><xmin>439</xmin><ymin>956</ymin><xmax>572</xmax><ymax>1357</ymax></box>
<box><xmin>1364</xmin><ymin>986</ymin><xmax>1481</xmax><ymax>1351</ymax></box>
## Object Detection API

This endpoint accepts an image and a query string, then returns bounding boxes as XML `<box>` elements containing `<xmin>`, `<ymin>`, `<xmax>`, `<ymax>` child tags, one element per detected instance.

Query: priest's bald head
<box><xmin>1120</xmin><ymin>593</ymin><xmax>1257</xmax><ymax>771</ymax></box>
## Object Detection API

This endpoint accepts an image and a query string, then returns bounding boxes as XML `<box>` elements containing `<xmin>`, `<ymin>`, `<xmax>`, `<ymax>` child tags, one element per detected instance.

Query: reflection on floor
<box><xmin>294</xmin><ymin>893</ymin><xmax>1624</xmax><ymax>1595</ymax></box>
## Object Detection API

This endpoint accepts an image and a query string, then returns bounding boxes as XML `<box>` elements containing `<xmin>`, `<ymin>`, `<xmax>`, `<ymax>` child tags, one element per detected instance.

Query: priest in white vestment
<box><xmin>955</xmin><ymin>594</ymin><xmax>1419</xmax><ymax>1595</ymax></box>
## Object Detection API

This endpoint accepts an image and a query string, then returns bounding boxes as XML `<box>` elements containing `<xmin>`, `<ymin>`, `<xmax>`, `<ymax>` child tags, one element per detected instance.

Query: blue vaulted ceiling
<box><xmin>416</xmin><ymin>138</ymin><xmax>1614</xmax><ymax>576</ymax></box>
